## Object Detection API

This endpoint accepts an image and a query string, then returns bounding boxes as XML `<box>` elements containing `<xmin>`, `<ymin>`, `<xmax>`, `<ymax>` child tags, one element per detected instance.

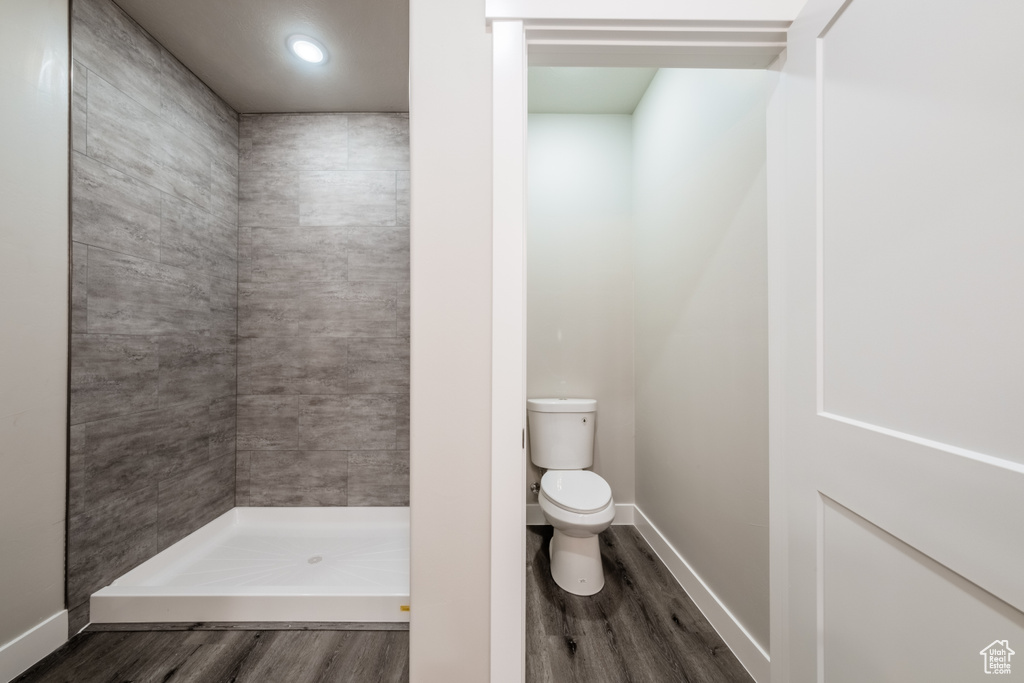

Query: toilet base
<box><xmin>549</xmin><ymin>529</ymin><xmax>605</xmax><ymax>596</ymax></box>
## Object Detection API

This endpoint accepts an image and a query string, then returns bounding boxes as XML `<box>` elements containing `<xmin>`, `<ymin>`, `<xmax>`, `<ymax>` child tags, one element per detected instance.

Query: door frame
<box><xmin>486</xmin><ymin>5</ymin><xmax>796</xmax><ymax>681</ymax></box>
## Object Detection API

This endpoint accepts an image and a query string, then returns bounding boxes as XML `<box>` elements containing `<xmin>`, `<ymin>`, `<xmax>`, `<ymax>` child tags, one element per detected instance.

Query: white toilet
<box><xmin>528</xmin><ymin>398</ymin><xmax>615</xmax><ymax>596</ymax></box>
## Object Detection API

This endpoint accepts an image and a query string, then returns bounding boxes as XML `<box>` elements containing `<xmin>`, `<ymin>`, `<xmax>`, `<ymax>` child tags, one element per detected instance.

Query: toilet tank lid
<box><xmin>527</xmin><ymin>398</ymin><xmax>596</xmax><ymax>413</ymax></box>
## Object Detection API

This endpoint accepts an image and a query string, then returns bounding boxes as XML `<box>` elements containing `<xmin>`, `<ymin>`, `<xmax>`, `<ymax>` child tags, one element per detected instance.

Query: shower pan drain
<box><xmin>308</xmin><ymin>555</ymin><xmax>323</xmax><ymax>564</ymax></box>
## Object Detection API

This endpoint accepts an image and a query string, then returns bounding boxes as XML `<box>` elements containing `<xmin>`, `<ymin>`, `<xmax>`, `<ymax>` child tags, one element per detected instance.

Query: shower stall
<box><xmin>68</xmin><ymin>0</ymin><xmax>409</xmax><ymax>633</ymax></box>
<box><xmin>91</xmin><ymin>508</ymin><xmax>409</xmax><ymax>624</ymax></box>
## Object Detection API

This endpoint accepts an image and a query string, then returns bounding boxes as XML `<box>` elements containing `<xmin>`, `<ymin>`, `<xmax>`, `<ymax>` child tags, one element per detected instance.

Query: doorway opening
<box><xmin>487</xmin><ymin>16</ymin><xmax>789</xmax><ymax>683</ymax></box>
<box><xmin>523</xmin><ymin>65</ymin><xmax>772</xmax><ymax>682</ymax></box>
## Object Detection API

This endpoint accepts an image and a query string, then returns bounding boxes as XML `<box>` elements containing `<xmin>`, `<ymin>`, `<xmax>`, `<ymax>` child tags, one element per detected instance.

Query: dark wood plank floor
<box><xmin>17</xmin><ymin>527</ymin><xmax>747</xmax><ymax>683</ymax></box>
<box><xmin>14</xmin><ymin>628</ymin><xmax>408</xmax><ymax>683</ymax></box>
<box><xmin>527</xmin><ymin>525</ymin><xmax>755</xmax><ymax>683</ymax></box>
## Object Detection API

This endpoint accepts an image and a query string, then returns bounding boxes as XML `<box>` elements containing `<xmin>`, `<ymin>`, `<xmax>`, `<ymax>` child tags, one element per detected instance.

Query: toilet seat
<box><xmin>540</xmin><ymin>470</ymin><xmax>611</xmax><ymax>514</ymax></box>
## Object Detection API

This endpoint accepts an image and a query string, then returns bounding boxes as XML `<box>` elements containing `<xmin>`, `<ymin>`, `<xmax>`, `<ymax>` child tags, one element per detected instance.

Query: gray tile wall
<box><xmin>68</xmin><ymin>0</ymin><xmax>238</xmax><ymax>632</ymax></box>
<box><xmin>236</xmin><ymin>113</ymin><xmax>409</xmax><ymax>508</ymax></box>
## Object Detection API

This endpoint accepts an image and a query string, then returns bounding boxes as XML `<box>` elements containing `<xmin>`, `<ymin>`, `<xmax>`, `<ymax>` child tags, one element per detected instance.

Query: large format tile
<box><xmin>209</xmin><ymin>157</ymin><xmax>239</xmax><ymax>228</ymax></box>
<box><xmin>347</xmin><ymin>451</ymin><xmax>409</xmax><ymax>506</ymax></box>
<box><xmin>66</xmin><ymin>0</ymin><xmax>242</xmax><ymax>628</ymax></box>
<box><xmin>67</xmin><ymin>484</ymin><xmax>158</xmax><ymax>608</ymax></box>
<box><xmin>87</xmin><ymin>77</ymin><xmax>211</xmax><ymax>210</ymax></box>
<box><xmin>209</xmin><ymin>395</ymin><xmax>237</xmax><ymax>462</ymax></box>
<box><xmin>160</xmin><ymin>193</ymin><xmax>208</xmax><ymax>273</ymax></box>
<box><xmin>72</xmin><ymin>151</ymin><xmax>162</xmax><ymax>261</ymax></box>
<box><xmin>87</xmin><ymin>246</ymin><xmax>210</xmax><ymax>335</ymax></box>
<box><xmin>251</xmin><ymin>225</ymin><xmax>347</xmax><ymax>282</ymax></box>
<box><xmin>159</xmin><ymin>117</ymin><xmax>212</xmax><ymax>209</ymax></box>
<box><xmin>72</xmin><ymin>0</ymin><xmax>162</xmax><ymax>116</ymax></box>
<box><xmin>72</xmin><ymin>242</ymin><xmax>88</xmax><ymax>333</ymax></box>
<box><xmin>299</xmin><ymin>171</ymin><xmax>396</xmax><ymax>227</ymax></box>
<box><xmin>237</xmin><ymin>395</ymin><xmax>299</xmax><ymax>450</ymax></box>
<box><xmin>239</xmin><ymin>171</ymin><xmax>299</xmax><ymax>227</ymax></box>
<box><xmin>239</xmin><ymin>281</ymin><xmax>396</xmax><ymax>339</ymax></box>
<box><xmin>396</xmin><ymin>171</ymin><xmax>409</xmax><ymax>226</ymax></box>
<box><xmin>209</xmin><ymin>275</ymin><xmax>237</xmax><ymax>338</ymax></box>
<box><xmin>204</xmin><ymin>97</ymin><xmax>240</xmax><ymax>171</ymax></box>
<box><xmin>69</xmin><ymin>483</ymin><xmax>155</xmax><ymax>557</ymax></box>
<box><xmin>345</xmin><ymin>226</ymin><xmax>409</xmax><ymax>282</ymax></box>
<box><xmin>69</xmin><ymin>425</ymin><xmax>87</xmax><ymax>521</ymax></box>
<box><xmin>72</xmin><ymin>61</ymin><xmax>88</xmax><ymax>154</ymax></box>
<box><xmin>235</xmin><ymin>451</ymin><xmax>251</xmax><ymax>505</ymax></box>
<box><xmin>298</xmin><ymin>395</ymin><xmax>397</xmax><ymax>451</ymax></box>
<box><xmin>79</xmin><ymin>401</ymin><xmax>211</xmax><ymax>506</ymax></box>
<box><xmin>237</xmin><ymin>282</ymin><xmax>302</xmax><ymax>337</ymax></box>
<box><xmin>397</xmin><ymin>282</ymin><xmax>410</xmax><ymax>338</ymax></box>
<box><xmin>343</xmin><ymin>339</ymin><xmax>409</xmax><ymax>394</ymax></box>
<box><xmin>302</xmin><ymin>281</ymin><xmax>398</xmax><ymax>338</ymax></box>
<box><xmin>240</xmin><ymin>114</ymin><xmax>348</xmax><ymax>172</ymax></box>
<box><xmin>207</xmin><ymin>215</ymin><xmax>238</xmax><ymax>282</ymax></box>
<box><xmin>237</xmin><ymin>226</ymin><xmax>253</xmax><ymax>283</ymax></box>
<box><xmin>347</xmin><ymin>114</ymin><xmax>409</xmax><ymax>171</ymax></box>
<box><xmin>158</xmin><ymin>46</ymin><xmax>217</xmax><ymax>138</ymax></box>
<box><xmin>249</xmin><ymin>451</ymin><xmax>348</xmax><ymax>506</ymax></box>
<box><xmin>70</xmin><ymin>334</ymin><xmax>159</xmax><ymax>425</ymax></box>
<box><xmin>86</xmin><ymin>74</ymin><xmax>167</xmax><ymax>194</ymax></box>
<box><xmin>396</xmin><ymin>396</ymin><xmax>409</xmax><ymax>450</ymax></box>
<box><xmin>238</xmin><ymin>337</ymin><xmax>347</xmax><ymax>395</ymax></box>
<box><xmin>158</xmin><ymin>335</ymin><xmax>235</xmax><ymax>408</ymax></box>
<box><xmin>157</xmin><ymin>456</ymin><xmax>234</xmax><ymax>551</ymax></box>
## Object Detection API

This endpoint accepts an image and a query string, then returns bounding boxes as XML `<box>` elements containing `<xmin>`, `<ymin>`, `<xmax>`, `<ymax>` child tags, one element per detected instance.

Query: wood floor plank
<box><xmin>12</xmin><ymin>631</ymin><xmax>130</xmax><ymax>683</ymax></box>
<box><xmin>599</xmin><ymin>533</ymin><xmax>722</xmax><ymax>682</ymax></box>
<box><xmin>14</xmin><ymin>629</ymin><xmax>410</xmax><ymax>683</ymax></box>
<box><xmin>20</xmin><ymin>523</ymin><xmax>743</xmax><ymax>683</ymax></box>
<box><xmin>526</xmin><ymin>525</ymin><xmax>755</xmax><ymax>683</ymax></box>
<box><xmin>321</xmin><ymin>630</ymin><xmax>410</xmax><ymax>683</ymax></box>
<box><xmin>609</xmin><ymin>528</ymin><xmax>753</xmax><ymax>682</ymax></box>
<box><xmin>543</xmin><ymin>634</ymin><xmax>635</xmax><ymax>683</ymax></box>
<box><xmin>166</xmin><ymin>631</ymin><xmax>263</xmax><ymax>682</ymax></box>
<box><xmin>233</xmin><ymin>630</ymin><xmax>342</xmax><ymax>682</ymax></box>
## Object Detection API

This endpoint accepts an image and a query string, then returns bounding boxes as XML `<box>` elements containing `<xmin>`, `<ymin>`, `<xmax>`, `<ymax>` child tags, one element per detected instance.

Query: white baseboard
<box><xmin>0</xmin><ymin>611</ymin><xmax>67</xmax><ymax>683</ymax></box>
<box><xmin>526</xmin><ymin>502</ymin><xmax>635</xmax><ymax>526</ymax></box>
<box><xmin>633</xmin><ymin>506</ymin><xmax>769</xmax><ymax>683</ymax></box>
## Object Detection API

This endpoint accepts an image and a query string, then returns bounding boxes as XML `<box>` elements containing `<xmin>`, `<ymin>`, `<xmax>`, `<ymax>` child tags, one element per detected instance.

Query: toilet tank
<box><xmin>527</xmin><ymin>398</ymin><xmax>597</xmax><ymax>469</ymax></box>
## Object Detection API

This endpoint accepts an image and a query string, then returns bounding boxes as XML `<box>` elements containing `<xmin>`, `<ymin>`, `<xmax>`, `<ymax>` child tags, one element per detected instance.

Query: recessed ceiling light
<box><xmin>287</xmin><ymin>35</ymin><xmax>328</xmax><ymax>64</ymax></box>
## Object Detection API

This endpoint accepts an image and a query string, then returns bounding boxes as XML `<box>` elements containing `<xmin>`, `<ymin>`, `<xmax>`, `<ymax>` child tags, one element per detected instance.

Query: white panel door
<box><xmin>774</xmin><ymin>0</ymin><xmax>1024</xmax><ymax>680</ymax></box>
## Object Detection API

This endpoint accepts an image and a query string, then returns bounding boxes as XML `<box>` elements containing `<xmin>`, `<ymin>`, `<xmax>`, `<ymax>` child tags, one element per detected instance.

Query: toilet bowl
<box><xmin>538</xmin><ymin>470</ymin><xmax>614</xmax><ymax>595</ymax></box>
<box><xmin>527</xmin><ymin>398</ymin><xmax>615</xmax><ymax>596</ymax></box>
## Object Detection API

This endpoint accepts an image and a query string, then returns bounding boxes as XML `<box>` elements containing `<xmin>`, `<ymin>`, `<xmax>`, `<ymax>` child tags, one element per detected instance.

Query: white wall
<box><xmin>0</xmin><ymin>0</ymin><xmax>70</xmax><ymax>677</ymax></box>
<box><xmin>408</xmin><ymin>0</ymin><xmax>492</xmax><ymax>679</ymax></box>
<box><xmin>632</xmin><ymin>69</ymin><xmax>770</xmax><ymax>650</ymax></box>
<box><xmin>527</xmin><ymin>114</ymin><xmax>635</xmax><ymax>504</ymax></box>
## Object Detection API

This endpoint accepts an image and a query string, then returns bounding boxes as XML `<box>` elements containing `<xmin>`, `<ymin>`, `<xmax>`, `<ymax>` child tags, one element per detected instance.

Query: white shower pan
<box><xmin>90</xmin><ymin>507</ymin><xmax>410</xmax><ymax>625</ymax></box>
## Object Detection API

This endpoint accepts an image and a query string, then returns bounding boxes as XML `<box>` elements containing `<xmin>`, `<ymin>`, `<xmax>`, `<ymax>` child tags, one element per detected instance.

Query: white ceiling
<box><xmin>112</xmin><ymin>0</ymin><xmax>409</xmax><ymax>114</ymax></box>
<box><xmin>528</xmin><ymin>67</ymin><xmax>658</xmax><ymax>115</ymax></box>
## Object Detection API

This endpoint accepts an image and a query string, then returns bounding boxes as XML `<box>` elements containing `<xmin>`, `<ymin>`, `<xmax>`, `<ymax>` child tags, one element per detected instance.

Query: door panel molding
<box><xmin>814</xmin><ymin>0</ymin><xmax>1024</xmax><ymax>461</ymax></box>
<box><xmin>812</xmin><ymin>417</ymin><xmax>1024</xmax><ymax>615</ymax></box>
<box><xmin>819</xmin><ymin>495</ymin><xmax>1024</xmax><ymax>682</ymax></box>
<box><xmin>778</xmin><ymin>0</ymin><xmax>1024</xmax><ymax>678</ymax></box>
